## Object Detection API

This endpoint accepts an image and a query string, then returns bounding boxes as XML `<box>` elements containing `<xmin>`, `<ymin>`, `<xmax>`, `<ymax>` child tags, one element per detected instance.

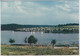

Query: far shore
<box><xmin>1</xmin><ymin>30</ymin><xmax>79</xmax><ymax>34</ymax></box>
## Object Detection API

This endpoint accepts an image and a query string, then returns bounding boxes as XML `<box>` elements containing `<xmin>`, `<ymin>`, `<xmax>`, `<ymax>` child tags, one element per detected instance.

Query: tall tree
<box><xmin>28</xmin><ymin>35</ymin><xmax>38</xmax><ymax>45</ymax></box>
<box><xmin>51</xmin><ymin>39</ymin><xmax>56</xmax><ymax>48</ymax></box>
<box><xmin>24</xmin><ymin>37</ymin><xmax>28</xmax><ymax>44</ymax></box>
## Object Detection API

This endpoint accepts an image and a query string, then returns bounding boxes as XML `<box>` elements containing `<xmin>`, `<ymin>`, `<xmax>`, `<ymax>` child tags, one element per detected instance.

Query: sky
<box><xmin>1</xmin><ymin>1</ymin><xmax>79</xmax><ymax>25</ymax></box>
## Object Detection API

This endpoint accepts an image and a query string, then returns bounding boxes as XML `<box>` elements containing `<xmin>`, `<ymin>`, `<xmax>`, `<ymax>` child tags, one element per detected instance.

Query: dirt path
<box><xmin>54</xmin><ymin>47</ymin><xmax>78</xmax><ymax>49</ymax></box>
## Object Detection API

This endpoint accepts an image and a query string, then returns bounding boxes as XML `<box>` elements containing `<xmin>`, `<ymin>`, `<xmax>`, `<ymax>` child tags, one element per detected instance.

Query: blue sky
<box><xmin>1</xmin><ymin>1</ymin><xmax>79</xmax><ymax>25</ymax></box>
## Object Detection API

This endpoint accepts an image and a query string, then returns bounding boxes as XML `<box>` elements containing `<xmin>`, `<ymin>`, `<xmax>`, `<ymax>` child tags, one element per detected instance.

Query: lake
<box><xmin>1</xmin><ymin>31</ymin><xmax>79</xmax><ymax>45</ymax></box>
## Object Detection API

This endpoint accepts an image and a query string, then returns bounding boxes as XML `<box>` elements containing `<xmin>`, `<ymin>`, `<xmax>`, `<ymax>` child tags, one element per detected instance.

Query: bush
<box><xmin>9</xmin><ymin>38</ymin><xmax>15</xmax><ymax>44</ymax></box>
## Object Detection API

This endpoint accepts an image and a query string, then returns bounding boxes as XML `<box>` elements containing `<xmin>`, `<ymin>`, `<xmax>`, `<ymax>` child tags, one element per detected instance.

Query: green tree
<box><xmin>24</xmin><ymin>37</ymin><xmax>28</xmax><ymax>44</ymax></box>
<box><xmin>51</xmin><ymin>39</ymin><xmax>56</xmax><ymax>48</ymax></box>
<box><xmin>28</xmin><ymin>35</ymin><xmax>38</xmax><ymax>45</ymax></box>
<box><xmin>9</xmin><ymin>38</ymin><xmax>15</xmax><ymax>44</ymax></box>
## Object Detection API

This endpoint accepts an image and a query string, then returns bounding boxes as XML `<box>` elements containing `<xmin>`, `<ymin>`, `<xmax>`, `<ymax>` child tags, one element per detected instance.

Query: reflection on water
<box><xmin>1</xmin><ymin>31</ymin><xmax>79</xmax><ymax>45</ymax></box>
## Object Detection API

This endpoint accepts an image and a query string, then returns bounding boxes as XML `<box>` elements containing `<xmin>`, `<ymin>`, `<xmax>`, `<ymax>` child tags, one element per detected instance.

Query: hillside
<box><xmin>1</xmin><ymin>23</ymin><xmax>79</xmax><ymax>33</ymax></box>
<box><xmin>1</xmin><ymin>24</ymin><xmax>55</xmax><ymax>30</ymax></box>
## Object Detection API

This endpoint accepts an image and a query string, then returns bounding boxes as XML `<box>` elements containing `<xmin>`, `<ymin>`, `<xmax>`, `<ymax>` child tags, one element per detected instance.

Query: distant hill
<box><xmin>1</xmin><ymin>23</ymin><xmax>79</xmax><ymax>30</ymax></box>
<box><xmin>1</xmin><ymin>23</ymin><xmax>79</xmax><ymax>33</ymax></box>
<box><xmin>1</xmin><ymin>24</ymin><xmax>55</xmax><ymax>30</ymax></box>
<box><xmin>57</xmin><ymin>23</ymin><xmax>79</xmax><ymax>27</ymax></box>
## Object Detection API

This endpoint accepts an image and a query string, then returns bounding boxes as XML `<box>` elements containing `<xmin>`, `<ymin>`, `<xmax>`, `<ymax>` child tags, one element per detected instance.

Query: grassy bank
<box><xmin>1</xmin><ymin>45</ymin><xmax>79</xmax><ymax>55</ymax></box>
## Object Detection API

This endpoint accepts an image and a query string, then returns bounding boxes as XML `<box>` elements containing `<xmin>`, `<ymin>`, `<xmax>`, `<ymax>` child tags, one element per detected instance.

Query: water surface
<box><xmin>1</xmin><ymin>31</ymin><xmax>79</xmax><ymax>45</ymax></box>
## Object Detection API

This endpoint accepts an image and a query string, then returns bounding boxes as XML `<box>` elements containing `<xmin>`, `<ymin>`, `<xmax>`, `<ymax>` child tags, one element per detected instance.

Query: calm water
<box><xmin>1</xmin><ymin>31</ymin><xmax>79</xmax><ymax>45</ymax></box>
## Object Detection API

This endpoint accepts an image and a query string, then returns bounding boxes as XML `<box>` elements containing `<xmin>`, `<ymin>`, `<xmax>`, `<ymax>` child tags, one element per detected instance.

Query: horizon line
<box><xmin>1</xmin><ymin>23</ymin><xmax>79</xmax><ymax>25</ymax></box>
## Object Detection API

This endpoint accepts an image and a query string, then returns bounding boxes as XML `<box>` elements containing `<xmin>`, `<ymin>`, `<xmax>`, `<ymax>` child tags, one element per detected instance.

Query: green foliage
<box><xmin>24</xmin><ymin>37</ymin><xmax>27</xmax><ymax>43</ymax></box>
<box><xmin>51</xmin><ymin>39</ymin><xmax>56</xmax><ymax>45</ymax></box>
<box><xmin>28</xmin><ymin>35</ymin><xmax>38</xmax><ymax>44</ymax></box>
<box><xmin>1</xmin><ymin>24</ymin><xmax>55</xmax><ymax>30</ymax></box>
<box><xmin>9</xmin><ymin>38</ymin><xmax>15</xmax><ymax>44</ymax></box>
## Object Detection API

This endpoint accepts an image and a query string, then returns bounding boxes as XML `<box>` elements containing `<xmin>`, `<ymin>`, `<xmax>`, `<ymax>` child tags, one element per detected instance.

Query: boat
<box><xmin>41</xmin><ymin>32</ymin><xmax>44</xmax><ymax>34</ymax></box>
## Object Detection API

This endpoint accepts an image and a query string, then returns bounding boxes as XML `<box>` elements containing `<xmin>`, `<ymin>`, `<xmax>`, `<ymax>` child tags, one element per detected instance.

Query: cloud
<box><xmin>1</xmin><ymin>1</ymin><xmax>79</xmax><ymax>24</ymax></box>
<box><xmin>2</xmin><ymin>2</ymin><xmax>8</xmax><ymax>8</ymax></box>
<box><xmin>14</xmin><ymin>1</ymin><xmax>28</xmax><ymax>14</ymax></box>
<box><xmin>56</xmin><ymin>5</ymin><xmax>71</xmax><ymax>12</ymax></box>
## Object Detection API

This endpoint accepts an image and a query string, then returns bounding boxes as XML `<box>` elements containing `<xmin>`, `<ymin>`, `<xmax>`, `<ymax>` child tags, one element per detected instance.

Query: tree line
<box><xmin>1</xmin><ymin>23</ymin><xmax>79</xmax><ymax>30</ymax></box>
<box><xmin>1</xmin><ymin>24</ymin><xmax>55</xmax><ymax>30</ymax></box>
<box><xmin>57</xmin><ymin>23</ymin><xmax>79</xmax><ymax>27</ymax></box>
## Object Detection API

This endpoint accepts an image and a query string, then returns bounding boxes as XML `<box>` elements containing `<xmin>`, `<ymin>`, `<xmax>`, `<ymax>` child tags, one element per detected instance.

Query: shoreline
<box><xmin>1</xmin><ymin>30</ymin><xmax>79</xmax><ymax>34</ymax></box>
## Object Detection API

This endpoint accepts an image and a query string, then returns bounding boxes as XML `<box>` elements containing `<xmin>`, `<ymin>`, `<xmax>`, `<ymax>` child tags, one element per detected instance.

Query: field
<box><xmin>1</xmin><ymin>45</ymin><xmax>79</xmax><ymax>55</ymax></box>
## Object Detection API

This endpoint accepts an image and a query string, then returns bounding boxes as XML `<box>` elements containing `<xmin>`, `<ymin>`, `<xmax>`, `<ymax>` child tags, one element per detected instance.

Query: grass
<box><xmin>1</xmin><ymin>45</ymin><xmax>79</xmax><ymax>55</ymax></box>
